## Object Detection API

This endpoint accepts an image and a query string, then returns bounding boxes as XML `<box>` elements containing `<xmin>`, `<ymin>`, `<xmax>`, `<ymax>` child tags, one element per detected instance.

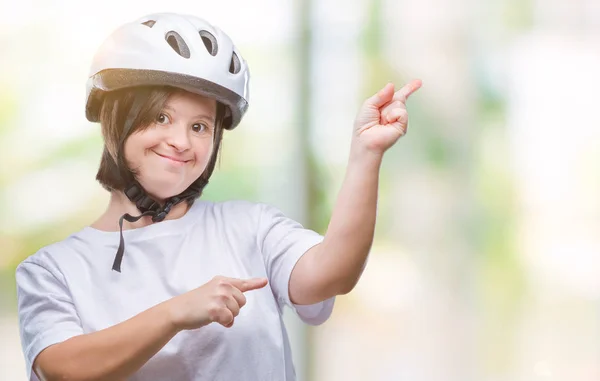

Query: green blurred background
<box><xmin>1</xmin><ymin>0</ymin><xmax>599</xmax><ymax>380</ymax></box>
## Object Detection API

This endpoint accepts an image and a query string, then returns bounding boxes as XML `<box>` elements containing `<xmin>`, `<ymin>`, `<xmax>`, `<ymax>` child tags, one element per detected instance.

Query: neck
<box><xmin>91</xmin><ymin>191</ymin><xmax>191</xmax><ymax>232</ymax></box>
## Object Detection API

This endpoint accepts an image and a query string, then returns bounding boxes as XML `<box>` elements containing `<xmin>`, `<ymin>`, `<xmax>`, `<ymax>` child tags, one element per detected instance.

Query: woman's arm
<box><xmin>289</xmin><ymin>80</ymin><xmax>422</xmax><ymax>305</ymax></box>
<box><xmin>34</xmin><ymin>276</ymin><xmax>267</xmax><ymax>381</ymax></box>
<box><xmin>34</xmin><ymin>300</ymin><xmax>177</xmax><ymax>381</ymax></box>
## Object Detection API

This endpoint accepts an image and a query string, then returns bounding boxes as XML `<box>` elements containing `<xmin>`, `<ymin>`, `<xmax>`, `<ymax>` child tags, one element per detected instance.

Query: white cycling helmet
<box><xmin>85</xmin><ymin>12</ymin><xmax>250</xmax><ymax>129</ymax></box>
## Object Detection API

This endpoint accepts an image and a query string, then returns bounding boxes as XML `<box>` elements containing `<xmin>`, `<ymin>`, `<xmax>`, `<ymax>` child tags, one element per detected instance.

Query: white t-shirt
<box><xmin>16</xmin><ymin>200</ymin><xmax>335</xmax><ymax>381</ymax></box>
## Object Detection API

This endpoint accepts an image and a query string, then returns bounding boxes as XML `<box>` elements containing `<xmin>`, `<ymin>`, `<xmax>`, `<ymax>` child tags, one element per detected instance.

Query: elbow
<box><xmin>35</xmin><ymin>360</ymin><xmax>98</xmax><ymax>381</ymax></box>
<box><xmin>35</xmin><ymin>368</ymin><xmax>71</xmax><ymax>381</ymax></box>
<box><xmin>333</xmin><ymin>265</ymin><xmax>368</xmax><ymax>295</ymax></box>
<box><xmin>36</xmin><ymin>368</ymin><xmax>82</xmax><ymax>381</ymax></box>
<box><xmin>34</xmin><ymin>339</ymin><xmax>122</xmax><ymax>381</ymax></box>
<box><xmin>34</xmin><ymin>357</ymin><xmax>66</xmax><ymax>381</ymax></box>
<box><xmin>335</xmin><ymin>278</ymin><xmax>359</xmax><ymax>296</ymax></box>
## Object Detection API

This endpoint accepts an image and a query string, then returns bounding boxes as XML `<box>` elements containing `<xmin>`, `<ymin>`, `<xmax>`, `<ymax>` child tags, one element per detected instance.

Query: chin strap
<box><xmin>111</xmin><ymin>183</ymin><xmax>201</xmax><ymax>273</ymax></box>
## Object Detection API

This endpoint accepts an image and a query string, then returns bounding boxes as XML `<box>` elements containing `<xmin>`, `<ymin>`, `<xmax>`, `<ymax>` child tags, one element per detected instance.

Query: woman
<box><xmin>16</xmin><ymin>12</ymin><xmax>421</xmax><ymax>381</ymax></box>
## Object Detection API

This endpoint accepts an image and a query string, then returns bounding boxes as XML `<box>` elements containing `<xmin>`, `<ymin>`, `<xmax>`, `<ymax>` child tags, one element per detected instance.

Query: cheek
<box><xmin>123</xmin><ymin>133</ymin><xmax>158</xmax><ymax>169</ymax></box>
<box><xmin>196</xmin><ymin>140</ymin><xmax>216</xmax><ymax>166</ymax></box>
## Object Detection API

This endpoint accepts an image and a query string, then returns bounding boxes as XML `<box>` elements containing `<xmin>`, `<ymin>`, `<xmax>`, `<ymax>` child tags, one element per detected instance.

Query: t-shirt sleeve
<box><xmin>16</xmin><ymin>259</ymin><xmax>84</xmax><ymax>381</ymax></box>
<box><xmin>256</xmin><ymin>203</ymin><xmax>335</xmax><ymax>325</ymax></box>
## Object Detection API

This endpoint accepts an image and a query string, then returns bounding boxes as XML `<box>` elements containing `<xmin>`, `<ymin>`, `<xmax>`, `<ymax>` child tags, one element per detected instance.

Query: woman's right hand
<box><xmin>167</xmin><ymin>276</ymin><xmax>269</xmax><ymax>331</ymax></box>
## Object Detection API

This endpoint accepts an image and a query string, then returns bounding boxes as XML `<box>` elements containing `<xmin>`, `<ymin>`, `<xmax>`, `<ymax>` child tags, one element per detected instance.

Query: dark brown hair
<box><xmin>95</xmin><ymin>86</ymin><xmax>225</xmax><ymax>199</ymax></box>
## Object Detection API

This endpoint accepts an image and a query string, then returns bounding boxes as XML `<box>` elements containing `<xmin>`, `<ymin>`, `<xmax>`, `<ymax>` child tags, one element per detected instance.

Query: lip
<box><xmin>154</xmin><ymin>151</ymin><xmax>190</xmax><ymax>165</ymax></box>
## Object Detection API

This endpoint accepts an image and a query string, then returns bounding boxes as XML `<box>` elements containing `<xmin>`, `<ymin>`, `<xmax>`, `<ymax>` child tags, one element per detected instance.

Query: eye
<box><xmin>157</xmin><ymin>113</ymin><xmax>171</xmax><ymax>124</ymax></box>
<box><xmin>192</xmin><ymin>123</ymin><xmax>208</xmax><ymax>133</ymax></box>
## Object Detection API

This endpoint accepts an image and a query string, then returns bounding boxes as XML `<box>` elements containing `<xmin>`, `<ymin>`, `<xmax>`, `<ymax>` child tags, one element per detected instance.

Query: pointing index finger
<box><xmin>226</xmin><ymin>277</ymin><xmax>269</xmax><ymax>292</ymax></box>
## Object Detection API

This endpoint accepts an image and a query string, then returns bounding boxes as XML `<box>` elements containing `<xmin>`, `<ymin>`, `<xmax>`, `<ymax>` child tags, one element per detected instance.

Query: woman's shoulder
<box><xmin>15</xmin><ymin>229</ymin><xmax>92</xmax><ymax>276</ymax></box>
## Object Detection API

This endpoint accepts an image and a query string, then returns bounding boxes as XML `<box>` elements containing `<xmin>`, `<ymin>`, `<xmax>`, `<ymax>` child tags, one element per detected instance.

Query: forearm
<box><xmin>35</xmin><ymin>301</ymin><xmax>179</xmax><ymax>381</ymax></box>
<box><xmin>318</xmin><ymin>144</ymin><xmax>382</xmax><ymax>293</ymax></box>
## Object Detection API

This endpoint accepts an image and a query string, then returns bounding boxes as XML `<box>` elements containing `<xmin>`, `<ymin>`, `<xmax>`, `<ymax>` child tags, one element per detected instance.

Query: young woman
<box><xmin>16</xmin><ymin>12</ymin><xmax>421</xmax><ymax>381</ymax></box>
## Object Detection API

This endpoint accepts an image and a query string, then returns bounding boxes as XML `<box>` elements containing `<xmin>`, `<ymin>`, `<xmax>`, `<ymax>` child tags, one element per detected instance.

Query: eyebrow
<box><xmin>163</xmin><ymin>105</ymin><xmax>216</xmax><ymax>121</ymax></box>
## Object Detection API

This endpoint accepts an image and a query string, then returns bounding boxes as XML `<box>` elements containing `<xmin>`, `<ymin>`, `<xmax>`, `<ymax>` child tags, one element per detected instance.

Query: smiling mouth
<box><xmin>154</xmin><ymin>151</ymin><xmax>190</xmax><ymax>165</ymax></box>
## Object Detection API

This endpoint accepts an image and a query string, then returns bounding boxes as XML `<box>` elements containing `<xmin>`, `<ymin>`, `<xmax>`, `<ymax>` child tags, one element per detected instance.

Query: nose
<box><xmin>166</xmin><ymin>123</ymin><xmax>191</xmax><ymax>152</ymax></box>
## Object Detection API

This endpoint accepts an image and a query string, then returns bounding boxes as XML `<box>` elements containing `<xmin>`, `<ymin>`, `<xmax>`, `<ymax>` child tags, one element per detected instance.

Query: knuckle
<box><xmin>207</xmin><ymin>304</ymin><xmax>222</xmax><ymax>320</ymax></box>
<box><xmin>217</xmin><ymin>282</ymin><xmax>232</xmax><ymax>293</ymax></box>
<box><xmin>217</xmin><ymin>293</ymin><xmax>230</xmax><ymax>303</ymax></box>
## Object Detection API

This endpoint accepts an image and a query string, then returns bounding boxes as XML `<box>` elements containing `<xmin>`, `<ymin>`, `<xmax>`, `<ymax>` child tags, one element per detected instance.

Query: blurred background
<box><xmin>1</xmin><ymin>0</ymin><xmax>599</xmax><ymax>380</ymax></box>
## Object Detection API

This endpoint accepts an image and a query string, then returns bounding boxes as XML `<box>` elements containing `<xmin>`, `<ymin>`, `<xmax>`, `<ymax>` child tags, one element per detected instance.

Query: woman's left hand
<box><xmin>352</xmin><ymin>80</ymin><xmax>422</xmax><ymax>155</ymax></box>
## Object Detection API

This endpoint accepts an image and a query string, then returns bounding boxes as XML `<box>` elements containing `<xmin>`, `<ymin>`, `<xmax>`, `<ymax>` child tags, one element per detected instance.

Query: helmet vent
<box><xmin>165</xmin><ymin>31</ymin><xmax>191</xmax><ymax>59</ymax></box>
<box><xmin>141</xmin><ymin>20</ymin><xmax>156</xmax><ymax>28</ymax></box>
<box><xmin>199</xmin><ymin>30</ymin><xmax>218</xmax><ymax>56</ymax></box>
<box><xmin>229</xmin><ymin>52</ymin><xmax>241</xmax><ymax>74</ymax></box>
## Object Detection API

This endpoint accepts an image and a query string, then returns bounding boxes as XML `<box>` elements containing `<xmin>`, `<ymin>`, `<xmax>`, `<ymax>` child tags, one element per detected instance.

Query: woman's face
<box><xmin>124</xmin><ymin>91</ymin><xmax>217</xmax><ymax>201</ymax></box>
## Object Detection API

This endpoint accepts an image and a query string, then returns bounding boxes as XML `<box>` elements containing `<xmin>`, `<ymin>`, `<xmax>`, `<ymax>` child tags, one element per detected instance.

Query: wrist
<box><xmin>349</xmin><ymin>142</ymin><xmax>384</xmax><ymax>167</ymax></box>
<box><xmin>159</xmin><ymin>298</ymin><xmax>184</xmax><ymax>334</ymax></box>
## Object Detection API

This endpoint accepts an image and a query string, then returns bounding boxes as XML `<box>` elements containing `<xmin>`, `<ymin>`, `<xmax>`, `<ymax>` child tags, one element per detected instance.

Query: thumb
<box><xmin>364</xmin><ymin>82</ymin><xmax>394</xmax><ymax>108</ymax></box>
<box><xmin>229</xmin><ymin>277</ymin><xmax>269</xmax><ymax>292</ymax></box>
